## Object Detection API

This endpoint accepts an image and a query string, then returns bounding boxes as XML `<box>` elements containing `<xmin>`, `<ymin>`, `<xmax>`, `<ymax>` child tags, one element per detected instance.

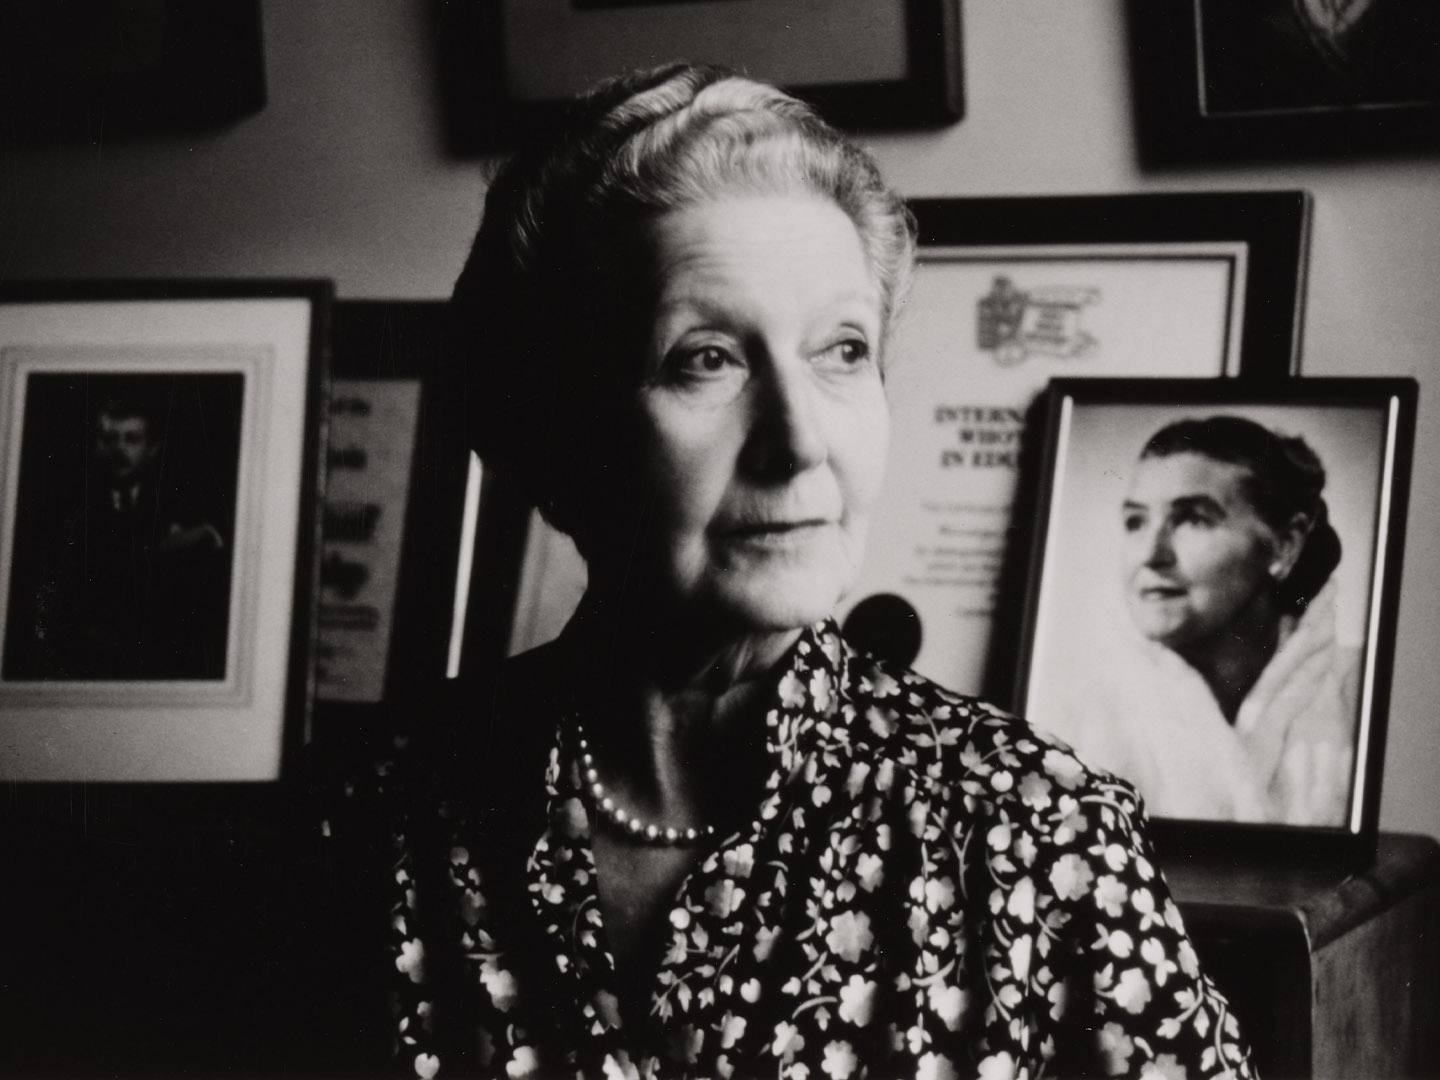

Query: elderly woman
<box><xmin>385</xmin><ymin>66</ymin><xmax>1253</xmax><ymax>1079</ymax></box>
<box><xmin>1042</xmin><ymin>416</ymin><xmax>1357</xmax><ymax>827</ymax></box>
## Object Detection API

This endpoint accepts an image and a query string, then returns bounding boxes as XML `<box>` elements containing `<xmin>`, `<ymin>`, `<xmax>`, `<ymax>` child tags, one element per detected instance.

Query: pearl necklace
<box><xmin>574</xmin><ymin>723</ymin><xmax>717</xmax><ymax>845</ymax></box>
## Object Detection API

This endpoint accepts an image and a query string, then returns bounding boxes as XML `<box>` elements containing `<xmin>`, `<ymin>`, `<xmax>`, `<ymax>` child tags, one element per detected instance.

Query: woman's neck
<box><xmin>568</xmin><ymin>582</ymin><xmax>805</xmax><ymax>686</ymax></box>
<box><xmin>563</xmin><ymin>591</ymin><xmax>798</xmax><ymax>1018</ymax></box>
<box><xmin>563</xmin><ymin>590</ymin><xmax>799</xmax><ymax>827</ymax></box>
<box><xmin>1174</xmin><ymin>600</ymin><xmax>1294</xmax><ymax>725</ymax></box>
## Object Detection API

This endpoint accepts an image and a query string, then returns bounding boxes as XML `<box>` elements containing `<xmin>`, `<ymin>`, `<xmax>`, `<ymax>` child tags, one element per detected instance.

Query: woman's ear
<box><xmin>1268</xmin><ymin>512</ymin><xmax>1312</xmax><ymax>581</ymax></box>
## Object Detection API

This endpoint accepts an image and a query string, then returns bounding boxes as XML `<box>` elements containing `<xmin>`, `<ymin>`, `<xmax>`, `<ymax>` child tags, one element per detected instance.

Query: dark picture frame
<box><xmin>313</xmin><ymin>301</ymin><xmax>531</xmax><ymax>731</ymax></box>
<box><xmin>1014</xmin><ymin>377</ymin><xmax>1416</xmax><ymax>862</ymax></box>
<box><xmin>837</xmin><ymin>192</ymin><xmax>1312</xmax><ymax>700</ymax></box>
<box><xmin>433</xmin><ymin>0</ymin><xmax>964</xmax><ymax>152</ymax></box>
<box><xmin>1129</xmin><ymin>0</ymin><xmax>1440</xmax><ymax>162</ymax></box>
<box><xmin>0</xmin><ymin>280</ymin><xmax>330</xmax><ymax>782</ymax></box>
<box><xmin>0</xmin><ymin>1</ymin><xmax>266</xmax><ymax>141</ymax></box>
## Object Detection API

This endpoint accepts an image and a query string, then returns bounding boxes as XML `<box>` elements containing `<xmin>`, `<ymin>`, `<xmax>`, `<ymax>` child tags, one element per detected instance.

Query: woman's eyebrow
<box><xmin>1168</xmin><ymin>494</ymin><xmax>1227</xmax><ymax>517</ymax></box>
<box><xmin>652</xmin><ymin>291</ymin><xmax>740</xmax><ymax>322</ymax></box>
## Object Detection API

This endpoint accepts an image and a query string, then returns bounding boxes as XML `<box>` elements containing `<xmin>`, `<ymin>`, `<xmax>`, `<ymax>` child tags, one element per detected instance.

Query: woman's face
<box><xmin>1121</xmin><ymin>452</ymin><xmax>1281</xmax><ymax>650</ymax></box>
<box><xmin>618</xmin><ymin>193</ymin><xmax>889</xmax><ymax>634</ymax></box>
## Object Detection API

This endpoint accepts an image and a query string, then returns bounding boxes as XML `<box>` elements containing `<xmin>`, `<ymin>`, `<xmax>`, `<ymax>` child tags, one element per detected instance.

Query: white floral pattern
<box><xmin>387</xmin><ymin>622</ymin><xmax>1254</xmax><ymax>1078</ymax></box>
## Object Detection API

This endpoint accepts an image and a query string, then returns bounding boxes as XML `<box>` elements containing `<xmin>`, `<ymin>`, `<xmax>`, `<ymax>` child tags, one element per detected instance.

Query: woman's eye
<box><xmin>816</xmin><ymin>337</ymin><xmax>871</xmax><ymax>369</ymax></box>
<box><xmin>1122</xmin><ymin>513</ymin><xmax>1144</xmax><ymax>533</ymax></box>
<box><xmin>669</xmin><ymin>345</ymin><xmax>737</xmax><ymax>380</ymax></box>
<box><xmin>1174</xmin><ymin>507</ymin><xmax>1216</xmax><ymax>529</ymax></box>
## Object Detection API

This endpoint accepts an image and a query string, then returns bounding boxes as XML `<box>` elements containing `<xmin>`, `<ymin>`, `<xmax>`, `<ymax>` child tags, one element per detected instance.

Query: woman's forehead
<box><xmin>1129</xmin><ymin>451</ymin><xmax>1255</xmax><ymax>507</ymax></box>
<box><xmin>642</xmin><ymin>195</ymin><xmax>878</xmax><ymax>302</ymax></box>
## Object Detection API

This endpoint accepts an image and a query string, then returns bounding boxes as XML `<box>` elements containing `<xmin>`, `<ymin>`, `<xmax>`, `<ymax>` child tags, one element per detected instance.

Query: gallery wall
<box><xmin>2</xmin><ymin>0</ymin><xmax>1437</xmax><ymax>838</ymax></box>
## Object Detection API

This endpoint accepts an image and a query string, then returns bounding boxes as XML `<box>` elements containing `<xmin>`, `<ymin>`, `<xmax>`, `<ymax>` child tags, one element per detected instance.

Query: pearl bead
<box><xmin>571</xmin><ymin>719</ymin><xmax>717</xmax><ymax>846</ymax></box>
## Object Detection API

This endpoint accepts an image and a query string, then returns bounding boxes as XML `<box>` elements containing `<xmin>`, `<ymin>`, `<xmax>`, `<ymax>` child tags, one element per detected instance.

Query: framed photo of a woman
<box><xmin>1015</xmin><ymin>378</ymin><xmax>1416</xmax><ymax>851</ymax></box>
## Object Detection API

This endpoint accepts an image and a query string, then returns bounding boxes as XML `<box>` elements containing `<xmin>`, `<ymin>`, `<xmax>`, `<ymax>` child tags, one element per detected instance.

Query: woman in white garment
<box><xmin>1047</xmin><ymin>415</ymin><xmax>1359</xmax><ymax>826</ymax></box>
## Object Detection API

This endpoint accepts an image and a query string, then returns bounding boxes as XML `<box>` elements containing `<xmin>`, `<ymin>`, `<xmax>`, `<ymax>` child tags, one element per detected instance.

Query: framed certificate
<box><xmin>836</xmin><ymin>193</ymin><xmax>1311</xmax><ymax>698</ymax></box>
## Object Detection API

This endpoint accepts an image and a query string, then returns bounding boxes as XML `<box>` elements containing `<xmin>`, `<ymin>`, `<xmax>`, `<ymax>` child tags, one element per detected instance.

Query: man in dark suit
<box><xmin>21</xmin><ymin>395</ymin><xmax>230</xmax><ymax>680</ymax></box>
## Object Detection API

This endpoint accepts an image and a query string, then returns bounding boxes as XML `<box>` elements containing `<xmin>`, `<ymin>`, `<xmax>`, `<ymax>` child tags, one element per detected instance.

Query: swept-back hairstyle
<box><xmin>450</xmin><ymin>63</ymin><xmax>916</xmax><ymax>555</ymax></box>
<box><xmin>95</xmin><ymin>393</ymin><xmax>159</xmax><ymax>435</ymax></box>
<box><xmin>1140</xmin><ymin>415</ymin><xmax>1340</xmax><ymax>614</ymax></box>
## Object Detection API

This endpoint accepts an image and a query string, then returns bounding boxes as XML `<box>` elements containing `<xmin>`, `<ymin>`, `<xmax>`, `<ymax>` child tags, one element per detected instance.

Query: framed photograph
<box><xmin>1015</xmin><ymin>377</ymin><xmax>1416</xmax><ymax>855</ymax></box>
<box><xmin>434</xmin><ymin>0</ymin><xmax>963</xmax><ymax>151</ymax></box>
<box><xmin>1129</xmin><ymin>0</ymin><xmax>1440</xmax><ymax>161</ymax></box>
<box><xmin>836</xmin><ymin>193</ymin><xmax>1312</xmax><ymax>698</ymax></box>
<box><xmin>0</xmin><ymin>281</ymin><xmax>329</xmax><ymax>782</ymax></box>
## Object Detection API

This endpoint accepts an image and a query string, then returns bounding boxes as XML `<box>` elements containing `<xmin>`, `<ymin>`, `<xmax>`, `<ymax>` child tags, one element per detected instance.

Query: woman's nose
<box><xmin>741</xmin><ymin>359</ymin><xmax>828</xmax><ymax>480</ymax></box>
<box><xmin>1143</xmin><ymin>522</ymin><xmax>1176</xmax><ymax>567</ymax></box>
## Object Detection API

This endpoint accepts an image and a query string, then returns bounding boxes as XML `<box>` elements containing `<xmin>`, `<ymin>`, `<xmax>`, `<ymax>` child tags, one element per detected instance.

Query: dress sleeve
<box><xmin>1041</xmin><ymin>775</ymin><xmax>1257</xmax><ymax>1079</ymax></box>
<box><xmin>386</xmin><ymin>777</ymin><xmax>449</xmax><ymax>1080</ymax></box>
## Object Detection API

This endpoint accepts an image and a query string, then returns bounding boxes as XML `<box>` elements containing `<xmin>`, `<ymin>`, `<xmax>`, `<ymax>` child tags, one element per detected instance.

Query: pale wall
<box><xmin>2</xmin><ymin>1</ymin><xmax>1436</xmax><ymax>838</ymax></box>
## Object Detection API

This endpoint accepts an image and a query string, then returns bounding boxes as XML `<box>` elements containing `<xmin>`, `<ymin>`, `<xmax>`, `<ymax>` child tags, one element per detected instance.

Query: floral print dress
<box><xmin>387</xmin><ymin>621</ymin><xmax>1254</xmax><ymax>1079</ymax></box>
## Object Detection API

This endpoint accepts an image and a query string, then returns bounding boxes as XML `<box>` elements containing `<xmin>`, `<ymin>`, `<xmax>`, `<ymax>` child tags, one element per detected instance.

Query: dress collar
<box><xmin>523</xmin><ymin>619</ymin><xmax>853</xmax><ymax>1028</ymax></box>
<box><xmin>541</xmin><ymin>618</ymin><xmax>851</xmax><ymax>830</ymax></box>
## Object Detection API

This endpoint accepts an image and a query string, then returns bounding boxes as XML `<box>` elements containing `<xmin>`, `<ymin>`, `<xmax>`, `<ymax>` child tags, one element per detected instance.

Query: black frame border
<box><xmin>1128</xmin><ymin>0</ymin><xmax>1440</xmax><ymax>163</ymax></box>
<box><xmin>433</xmin><ymin>0</ymin><xmax>964</xmax><ymax>153</ymax></box>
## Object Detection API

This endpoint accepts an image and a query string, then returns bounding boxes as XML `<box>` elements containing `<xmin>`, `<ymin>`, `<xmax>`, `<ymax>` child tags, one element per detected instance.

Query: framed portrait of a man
<box><xmin>3</xmin><ymin>371</ymin><xmax>243</xmax><ymax>683</ymax></box>
<box><xmin>1015</xmin><ymin>377</ymin><xmax>1416</xmax><ymax>853</ymax></box>
<box><xmin>0</xmin><ymin>281</ymin><xmax>329</xmax><ymax>782</ymax></box>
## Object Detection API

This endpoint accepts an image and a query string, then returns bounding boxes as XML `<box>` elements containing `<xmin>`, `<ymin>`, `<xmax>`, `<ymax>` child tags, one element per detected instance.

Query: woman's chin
<box><xmin>1139</xmin><ymin>622</ymin><xmax>1203</xmax><ymax>654</ymax></box>
<box><xmin>699</xmin><ymin>575</ymin><xmax>849</xmax><ymax>637</ymax></box>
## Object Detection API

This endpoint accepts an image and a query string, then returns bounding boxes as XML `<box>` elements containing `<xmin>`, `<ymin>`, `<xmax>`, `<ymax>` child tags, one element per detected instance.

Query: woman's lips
<box><xmin>1137</xmin><ymin>582</ymin><xmax>1187</xmax><ymax>600</ymax></box>
<box><xmin>715</xmin><ymin>520</ymin><xmax>830</xmax><ymax>547</ymax></box>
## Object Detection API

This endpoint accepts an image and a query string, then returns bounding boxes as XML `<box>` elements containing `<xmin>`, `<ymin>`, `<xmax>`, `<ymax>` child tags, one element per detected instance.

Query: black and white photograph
<box><xmin>0</xmin><ymin>286</ymin><xmax>327</xmax><ymax>782</ymax></box>
<box><xmin>3</xmin><ymin>370</ymin><xmax>242</xmax><ymax>682</ymax></box>
<box><xmin>1018</xmin><ymin>378</ymin><xmax>1416</xmax><ymax>837</ymax></box>
<box><xmin>3</xmin><ymin>5</ymin><xmax>1440</xmax><ymax>1079</ymax></box>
